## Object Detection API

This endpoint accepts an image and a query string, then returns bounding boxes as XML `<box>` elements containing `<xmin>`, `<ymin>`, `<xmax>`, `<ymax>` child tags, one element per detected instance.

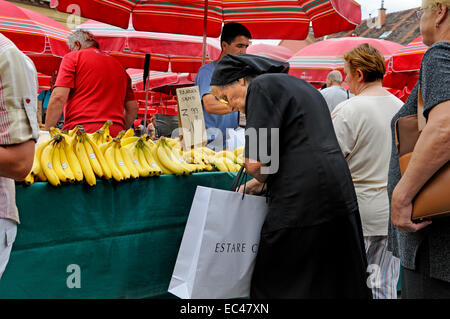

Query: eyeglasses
<box><xmin>214</xmin><ymin>95</ymin><xmax>229</xmax><ymax>104</ymax></box>
<box><xmin>416</xmin><ymin>8</ymin><xmax>425</xmax><ymax>19</ymax></box>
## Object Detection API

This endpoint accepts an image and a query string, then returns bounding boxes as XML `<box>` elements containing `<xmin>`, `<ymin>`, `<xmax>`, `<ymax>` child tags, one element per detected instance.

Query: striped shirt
<box><xmin>0</xmin><ymin>34</ymin><xmax>39</xmax><ymax>223</ymax></box>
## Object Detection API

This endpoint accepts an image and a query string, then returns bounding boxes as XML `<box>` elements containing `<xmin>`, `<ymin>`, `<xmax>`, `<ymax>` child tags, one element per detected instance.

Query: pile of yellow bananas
<box><xmin>23</xmin><ymin>122</ymin><xmax>244</xmax><ymax>187</ymax></box>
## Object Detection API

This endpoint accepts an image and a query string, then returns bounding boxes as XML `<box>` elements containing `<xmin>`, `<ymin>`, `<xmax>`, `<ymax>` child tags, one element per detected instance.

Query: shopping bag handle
<box><xmin>230</xmin><ymin>165</ymin><xmax>246</xmax><ymax>192</ymax></box>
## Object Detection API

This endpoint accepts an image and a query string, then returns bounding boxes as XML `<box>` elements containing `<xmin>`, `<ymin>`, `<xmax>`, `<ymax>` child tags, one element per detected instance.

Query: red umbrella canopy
<box><xmin>247</xmin><ymin>43</ymin><xmax>294</xmax><ymax>62</ymax></box>
<box><xmin>288</xmin><ymin>37</ymin><xmax>403</xmax><ymax>85</ymax></box>
<box><xmin>0</xmin><ymin>0</ymin><xmax>70</xmax><ymax>59</ymax></box>
<box><xmin>151</xmin><ymin>73</ymin><xmax>195</xmax><ymax>95</ymax></box>
<box><xmin>126</xmin><ymin>68</ymin><xmax>178</xmax><ymax>91</ymax></box>
<box><xmin>51</xmin><ymin>0</ymin><xmax>361</xmax><ymax>40</ymax></box>
<box><xmin>383</xmin><ymin>36</ymin><xmax>428</xmax><ymax>90</ymax></box>
<box><xmin>77</xmin><ymin>19</ymin><xmax>221</xmax><ymax>73</ymax></box>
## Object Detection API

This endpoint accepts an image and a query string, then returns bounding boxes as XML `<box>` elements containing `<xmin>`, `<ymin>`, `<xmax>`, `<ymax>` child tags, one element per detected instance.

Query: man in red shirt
<box><xmin>44</xmin><ymin>30</ymin><xmax>138</xmax><ymax>137</ymax></box>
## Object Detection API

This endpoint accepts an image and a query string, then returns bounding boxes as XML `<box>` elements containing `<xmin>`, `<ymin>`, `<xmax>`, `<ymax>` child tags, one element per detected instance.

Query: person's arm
<box><xmin>331</xmin><ymin>102</ymin><xmax>356</xmax><ymax>158</ymax></box>
<box><xmin>37</xmin><ymin>100</ymin><xmax>43</xmax><ymax>126</ymax></box>
<box><xmin>391</xmin><ymin>101</ymin><xmax>450</xmax><ymax>232</ymax></box>
<box><xmin>202</xmin><ymin>94</ymin><xmax>235</xmax><ymax>114</ymax></box>
<box><xmin>124</xmin><ymin>99</ymin><xmax>138</xmax><ymax>129</ymax></box>
<box><xmin>44</xmin><ymin>87</ymin><xmax>70</xmax><ymax>130</ymax></box>
<box><xmin>0</xmin><ymin>139</ymin><xmax>35</xmax><ymax>180</ymax></box>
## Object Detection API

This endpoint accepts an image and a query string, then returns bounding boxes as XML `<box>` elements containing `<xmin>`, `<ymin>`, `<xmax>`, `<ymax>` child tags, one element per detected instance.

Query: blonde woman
<box><xmin>331</xmin><ymin>44</ymin><xmax>403</xmax><ymax>299</ymax></box>
<box><xmin>388</xmin><ymin>0</ymin><xmax>450</xmax><ymax>298</ymax></box>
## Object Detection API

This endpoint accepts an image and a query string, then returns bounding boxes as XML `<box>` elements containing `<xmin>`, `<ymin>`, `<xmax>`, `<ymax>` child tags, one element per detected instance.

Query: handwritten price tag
<box><xmin>176</xmin><ymin>86</ymin><xmax>207</xmax><ymax>150</ymax></box>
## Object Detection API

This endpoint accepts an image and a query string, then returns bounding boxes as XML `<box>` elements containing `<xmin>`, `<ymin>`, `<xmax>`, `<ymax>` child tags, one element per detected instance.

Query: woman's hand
<box><xmin>238</xmin><ymin>178</ymin><xmax>265</xmax><ymax>195</ymax></box>
<box><xmin>391</xmin><ymin>185</ymin><xmax>432</xmax><ymax>233</ymax></box>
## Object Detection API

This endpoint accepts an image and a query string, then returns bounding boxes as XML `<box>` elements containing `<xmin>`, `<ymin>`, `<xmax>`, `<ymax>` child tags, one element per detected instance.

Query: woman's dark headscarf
<box><xmin>210</xmin><ymin>54</ymin><xmax>290</xmax><ymax>86</ymax></box>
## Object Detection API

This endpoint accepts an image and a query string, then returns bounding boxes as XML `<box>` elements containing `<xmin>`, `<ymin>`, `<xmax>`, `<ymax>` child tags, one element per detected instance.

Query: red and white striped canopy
<box><xmin>126</xmin><ymin>68</ymin><xmax>179</xmax><ymax>91</ymax></box>
<box><xmin>0</xmin><ymin>0</ymin><xmax>70</xmax><ymax>60</ymax></box>
<box><xmin>288</xmin><ymin>37</ymin><xmax>403</xmax><ymax>85</ymax></box>
<box><xmin>51</xmin><ymin>0</ymin><xmax>361</xmax><ymax>40</ymax></box>
<box><xmin>247</xmin><ymin>43</ymin><xmax>294</xmax><ymax>62</ymax></box>
<box><xmin>77</xmin><ymin>19</ymin><xmax>221</xmax><ymax>73</ymax></box>
<box><xmin>383</xmin><ymin>36</ymin><xmax>428</xmax><ymax>90</ymax></box>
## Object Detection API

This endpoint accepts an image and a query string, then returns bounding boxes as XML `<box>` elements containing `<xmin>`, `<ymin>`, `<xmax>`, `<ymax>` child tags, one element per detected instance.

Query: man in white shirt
<box><xmin>320</xmin><ymin>70</ymin><xmax>353</xmax><ymax>113</ymax></box>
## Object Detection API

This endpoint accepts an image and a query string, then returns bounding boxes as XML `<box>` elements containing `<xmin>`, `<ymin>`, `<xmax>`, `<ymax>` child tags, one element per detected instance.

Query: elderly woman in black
<box><xmin>210</xmin><ymin>54</ymin><xmax>372</xmax><ymax>299</ymax></box>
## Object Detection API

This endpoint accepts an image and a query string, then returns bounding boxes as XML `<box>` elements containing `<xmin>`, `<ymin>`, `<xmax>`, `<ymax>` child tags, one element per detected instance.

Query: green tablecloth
<box><xmin>0</xmin><ymin>172</ymin><xmax>236</xmax><ymax>299</ymax></box>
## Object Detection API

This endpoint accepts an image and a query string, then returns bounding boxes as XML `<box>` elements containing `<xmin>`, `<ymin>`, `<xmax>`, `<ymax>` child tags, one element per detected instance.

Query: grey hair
<box><xmin>327</xmin><ymin>70</ymin><xmax>343</xmax><ymax>83</ymax></box>
<box><xmin>67</xmin><ymin>29</ymin><xmax>99</xmax><ymax>50</ymax></box>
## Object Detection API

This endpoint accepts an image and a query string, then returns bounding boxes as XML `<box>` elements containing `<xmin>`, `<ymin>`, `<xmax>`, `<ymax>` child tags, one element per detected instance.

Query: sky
<box><xmin>253</xmin><ymin>0</ymin><xmax>423</xmax><ymax>45</ymax></box>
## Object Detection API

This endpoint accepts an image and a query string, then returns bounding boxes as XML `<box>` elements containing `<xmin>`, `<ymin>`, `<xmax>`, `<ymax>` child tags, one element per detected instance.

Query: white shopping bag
<box><xmin>168</xmin><ymin>186</ymin><xmax>269</xmax><ymax>299</ymax></box>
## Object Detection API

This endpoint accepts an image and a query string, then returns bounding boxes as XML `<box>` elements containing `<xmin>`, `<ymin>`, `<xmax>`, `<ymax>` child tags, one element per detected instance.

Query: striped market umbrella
<box><xmin>383</xmin><ymin>36</ymin><xmax>428</xmax><ymax>90</ymax></box>
<box><xmin>77</xmin><ymin>19</ymin><xmax>221</xmax><ymax>73</ymax></box>
<box><xmin>126</xmin><ymin>68</ymin><xmax>179</xmax><ymax>91</ymax></box>
<box><xmin>0</xmin><ymin>0</ymin><xmax>70</xmax><ymax>74</ymax></box>
<box><xmin>247</xmin><ymin>43</ymin><xmax>294</xmax><ymax>62</ymax></box>
<box><xmin>288</xmin><ymin>37</ymin><xmax>403</xmax><ymax>86</ymax></box>
<box><xmin>51</xmin><ymin>0</ymin><xmax>361</xmax><ymax>40</ymax></box>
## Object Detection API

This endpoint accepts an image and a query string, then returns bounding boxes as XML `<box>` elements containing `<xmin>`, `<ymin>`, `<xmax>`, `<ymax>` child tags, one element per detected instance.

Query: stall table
<box><xmin>0</xmin><ymin>172</ymin><xmax>236</xmax><ymax>299</ymax></box>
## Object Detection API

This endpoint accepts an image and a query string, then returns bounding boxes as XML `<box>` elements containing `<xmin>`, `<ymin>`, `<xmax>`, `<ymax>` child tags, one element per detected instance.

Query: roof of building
<box><xmin>322</xmin><ymin>7</ymin><xmax>421</xmax><ymax>46</ymax></box>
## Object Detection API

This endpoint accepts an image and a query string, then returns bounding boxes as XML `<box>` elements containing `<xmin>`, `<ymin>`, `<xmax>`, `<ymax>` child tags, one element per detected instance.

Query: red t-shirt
<box><xmin>55</xmin><ymin>47</ymin><xmax>135</xmax><ymax>134</ymax></box>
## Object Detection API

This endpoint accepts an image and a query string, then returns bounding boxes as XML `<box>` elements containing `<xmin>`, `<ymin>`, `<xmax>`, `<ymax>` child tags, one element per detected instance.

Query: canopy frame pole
<box><xmin>143</xmin><ymin>53</ymin><xmax>151</xmax><ymax>133</ymax></box>
<box><xmin>201</xmin><ymin>0</ymin><xmax>209</xmax><ymax>65</ymax></box>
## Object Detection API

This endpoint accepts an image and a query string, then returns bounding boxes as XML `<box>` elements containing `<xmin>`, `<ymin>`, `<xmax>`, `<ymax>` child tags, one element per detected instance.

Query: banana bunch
<box><xmin>234</xmin><ymin>146</ymin><xmax>244</xmax><ymax>166</ymax></box>
<box><xmin>88</xmin><ymin>121</ymin><xmax>114</xmax><ymax>146</ymax></box>
<box><xmin>24</xmin><ymin>128</ymin><xmax>84</xmax><ymax>186</ymax></box>
<box><xmin>209</xmin><ymin>150</ymin><xmax>242</xmax><ymax>172</ymax></box>
<box><xmin>71</xmin><ymin>126</ymin><xmax>114</xmax><ymax>186</ymax></box>
<box><xmin>181</xmin><ymin>147</ymin><xmax>214</xmax><ymax>172</ymax></box>
<box><xmin>120</xmin><ymin>135</ymin><xmax>163</xmax><ymax>178</ymax></box>
<box><xmin>149</xmin><ymin>138</ymin><xmax>200</xmax><ymax>175</ymax></box>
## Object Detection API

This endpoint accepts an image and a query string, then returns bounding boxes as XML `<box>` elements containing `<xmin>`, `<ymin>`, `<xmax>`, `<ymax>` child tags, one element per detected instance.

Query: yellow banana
<box><xmin>24</xmin><ymin>171</ymin><xmax>34</xmax><ymax>186</ymax></box>
<box><xmin>140</xmin><ymin>144</ymin><xmax>162</xmax><ymax>176</ymax></box>
<box><xmin>215</xmin><ymin>150</ymin><xmax>236</xmax><ymax>162</ymax></box>
<box><xmin>82</xmin><ymin>137</ymin><xmax>103</xmax><ymax>178</ymax></box>
<box><xmin>62</xmin><ymin>138</ymin><xmax>84</xmax><ymax>182</ymax></box>
<box><xmin>104</xmin><ymin>144</ymin><xmax>123</xmax><ymax>182</ymax></box>
<box><xmin>85</xmin><ymin>134</ymin><xmax>112</xmax><ymax>179</ymax></box>
<box><xmin>120</xmin><ymin>145</ymin><xmax>139</xmax><ymax>179</ymax></box>
<box><xmin>234</xmin><ymin>146</ymin><xmax>244</xmax><ymax>158</ymax></box>
<box><xmin>223</xmin><ymin>157</ymin><xmax>237</xmax><ymax>172</ymax></box>
<box><xmin>137</xmin><ymin>147</ymin><xmax>153</xmax><ymax>177</ymax></box>
<box><xmin>211</xmin><ymin>157</ymin><xmax>229</xmax><ymax>172</ymax></box>
<box><xmin>201</xmin><ymin>146</ymin><xmax>216</xmax><ymax>157</ymax></box>
<box><xmin>52</xmin><ymin>143</ymin><xmax>71</xmax><ymax>183</ymax></box>
<box><xmin>58</xmin><ymin>141</ymin><xmax>75</xmax><ymax>182</ymax></box>
<box><xmin>74</xmin><ymin>140</ymin><xmax>96</xmax><ymax>186</ymax></box>
<box><xmin>113</xmin><ymin>142</ymin><xmax>131</xmax><ymax>179</ymax></box>
<box><xmin>103</xmin><ymin>125</ymin><xmax>112</xmax><ymax>143</ymax></box>
<box><xmin>121</xmin><ymin>136</ymin><xmax>140</xmax><ymax>147</ymax></box>
<box><xmin>130</xmin><ymin>147</ymin><xmax>149</xmax><ymax>177</ymax></box>
<box><xmin>123</xmin><ymin>128</ymin><xmax>135</xmax><ymax>139</ymax></box>
<box><xmin>150</xmin><ymin>142</ymin><xmax>172</xmax><ymax>175</ymax></box>
<box><xmin>31</xmin><ymin>138</ymin><xmax>52</xmax><ymax>178</ymax></box>
<box><xmin>40</xmin><ymin>143</ymin><xmax>61</xmax><ymax>186</ymax></box>
<box><xmin>156</xmin><ymin>140</ymin><xmax>188</xmax><ymax>175</ymax></box>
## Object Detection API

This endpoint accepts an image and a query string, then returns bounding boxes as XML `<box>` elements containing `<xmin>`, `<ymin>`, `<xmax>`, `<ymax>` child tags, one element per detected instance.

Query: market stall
<box><xmin>0</xmin><ymin>172</ymin><xmax>236</xmax><ymax>299</ymax></box>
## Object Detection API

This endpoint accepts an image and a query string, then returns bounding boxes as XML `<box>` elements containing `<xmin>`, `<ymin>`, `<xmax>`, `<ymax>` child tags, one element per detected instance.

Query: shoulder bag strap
<box><xmin>417</xmin><ymin>84</ymin><xmax>426</xmax><ymax>132</ymax></box>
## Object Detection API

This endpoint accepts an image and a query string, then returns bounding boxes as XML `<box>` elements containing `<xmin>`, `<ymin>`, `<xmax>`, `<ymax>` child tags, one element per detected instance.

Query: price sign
<box><xmin>176</xmin><ymin>86</ymin><xmax>207</xmax><ymax>150</ymax></box>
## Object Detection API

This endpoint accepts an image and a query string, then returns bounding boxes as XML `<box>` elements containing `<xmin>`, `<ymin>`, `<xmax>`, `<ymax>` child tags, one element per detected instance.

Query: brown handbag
<box><xmin>394</xmin><ymin>86</ymin><xmax>450</xmax><ymax>220</ymax></box>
